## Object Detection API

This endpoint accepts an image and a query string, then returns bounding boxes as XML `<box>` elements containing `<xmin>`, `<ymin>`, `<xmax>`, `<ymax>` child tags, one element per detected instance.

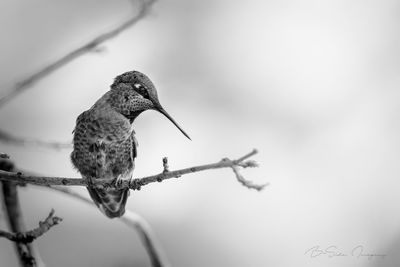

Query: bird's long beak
<box><xmin>157</xmin><ymin>107</ymin><xmax>191</xmax><ymax>140</ymax></box>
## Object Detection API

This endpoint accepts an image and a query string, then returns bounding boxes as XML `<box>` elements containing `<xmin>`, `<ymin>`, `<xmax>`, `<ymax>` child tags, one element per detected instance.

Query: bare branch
<box><xmin>43</xmin><ymin>186</ymin><xmax>170</xmax><ymax>267</ymax></box>
<box><xmin>2</xmin><ymin>181</ymin><xmax>37</xmax><ymax>267</ymax></box>
<box><xmin>0</xmin><ymin>150</ymin><xmax>267</xmax><ymax>191</ymax></box>
<box><xmin>0</xmin><ymin>159</ymin><xmax>36</xmax><ymax>267</ymax></box>
<box><xmin>0</xmin><ymin>209</ymin><xmax>62</xmax><ymax>243</ymax></box>
<box><xmin>235</xmin><ymin>149</ymin><xmax>258</xmax><ymax>162</ymax></box>
<box><xmin>0</xmin><ymin>129</ymin><xmax>71</xmax><ymax>150</ymax></box>
<box><xmin>0</xmin><ymin>0</ymin><xmax>157</xmax><ymax>108</ymax></box>
<box><xmin>0</xmin><ymin>161</ymin><xmax>47</xmax><ymax>267</ymax></box>
<box><xmin>129</xmin><ymin>149</ymin><xmax>268</xmax><ymax>191</ymax></box>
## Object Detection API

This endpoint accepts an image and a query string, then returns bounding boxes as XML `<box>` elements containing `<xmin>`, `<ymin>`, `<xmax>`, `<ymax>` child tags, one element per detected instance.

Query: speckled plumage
<box><xmin>71</xmin><ymin>71</ymin><xmax>190</xmax><ymax>218</ymax></box>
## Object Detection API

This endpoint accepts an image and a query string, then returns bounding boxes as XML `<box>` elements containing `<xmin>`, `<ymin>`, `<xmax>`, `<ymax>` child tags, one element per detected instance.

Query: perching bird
<box><xmin>71</xmin><ymin>71</ymin><xmax>190</xmax><ymax>218</ymax></box>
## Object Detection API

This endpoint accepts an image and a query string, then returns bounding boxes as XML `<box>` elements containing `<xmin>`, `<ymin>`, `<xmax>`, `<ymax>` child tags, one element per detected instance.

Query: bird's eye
<box><xmin>133</xmin><ymin>83</ymin><xmax>150</xmax><ymax>99</ymax></box>
<box><xmin>134</xmin><ymin>83</ymin><xmax>143</xmax><ymax>89</ymax></box>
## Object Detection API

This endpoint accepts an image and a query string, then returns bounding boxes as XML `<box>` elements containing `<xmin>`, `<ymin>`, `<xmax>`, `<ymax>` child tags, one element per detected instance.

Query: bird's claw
<box><xmin>113</xmin><ymin>176</ymin><xmax>124</xmax><ymax>189</ymax></box>
<box><xmin>86</xmin><ymin>176</ymin><xmax>95</xmax><ymax>187</ymax></box>
<box><xmin>129</xmin><ymin>178</ymin><xmax>141</xmax><ymax>191</ymax></box>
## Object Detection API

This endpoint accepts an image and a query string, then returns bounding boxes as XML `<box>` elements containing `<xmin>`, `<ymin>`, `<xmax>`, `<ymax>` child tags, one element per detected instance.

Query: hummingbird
<box><xmin>71</xmin><ymin>71</ymin><xmax>190</xmax><ymax>218</ymax></box>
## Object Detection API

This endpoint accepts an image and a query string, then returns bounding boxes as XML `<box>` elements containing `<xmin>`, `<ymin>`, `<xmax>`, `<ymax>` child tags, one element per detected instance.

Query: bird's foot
<box><xmin>129</xmin><ymin>178</ymin><xmax>142</xmax><ymax>191</ymax></box>
<box><xmin>112</xmin><ymin>176</ymin><xmax>124</xmax><ymax>189</ymax></box>
<box><xmin>86</xmin><ymin>176</ymin><xmax>96</xmax><ymax>187</ymax></box>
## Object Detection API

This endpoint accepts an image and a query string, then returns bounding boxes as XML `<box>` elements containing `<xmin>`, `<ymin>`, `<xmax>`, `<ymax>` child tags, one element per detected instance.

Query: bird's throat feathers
<box><xmin>92</xmin><ymin>89</ymin><xmax>149</xmax><ymax>124</ymax></box>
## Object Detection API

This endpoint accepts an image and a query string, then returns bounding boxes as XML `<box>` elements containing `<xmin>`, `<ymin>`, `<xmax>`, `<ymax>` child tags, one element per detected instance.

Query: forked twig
<box><xmin>0</xmin><ymin>209</ymin><xmax>62</xmax><ymax>243</ymax></box>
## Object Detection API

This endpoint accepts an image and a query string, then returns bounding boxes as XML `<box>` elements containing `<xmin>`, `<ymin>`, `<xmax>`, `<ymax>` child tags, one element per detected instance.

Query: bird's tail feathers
<box><xmin>87</xmin><ymin>186</ymin><xmax>129</xmax><ymax>218</ymax></box>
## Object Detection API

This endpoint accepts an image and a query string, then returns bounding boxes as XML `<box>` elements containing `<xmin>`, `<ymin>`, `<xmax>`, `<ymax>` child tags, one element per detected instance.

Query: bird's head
<box><xmin>110</xmin><ymin>71</ymin><xmax>190</xmax><ymax>140</ymax></box>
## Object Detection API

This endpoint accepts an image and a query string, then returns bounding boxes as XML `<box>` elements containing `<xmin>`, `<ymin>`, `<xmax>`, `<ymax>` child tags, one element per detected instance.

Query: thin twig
<box><xmin>0</xmin><ymin>209</ymin><xmax>62</xmax><ymax>243</ymax></box>
<box><xmin>0</xmin><ymin>0</ymin><xmax>156</xmax><ymax>108</ymax></box>
<box><xmin>0</xmin><ymin>150</ymin><xmax>267</xmax><ymax>191</ymax></box>
<box><xmin>162</xmin><ymin>157</ymin><xmax>169</xmax><ymax>173</ymax></box>
<box><xmin>231</xmin><ymin>166</ymin><xmax>266</xmax><ymax>191</ymax></box>
<box><xmin>234</xmin><ymin>149</ymin><xmax>258</xmax><ymax>163</ymax></box>
<box><xmin>0</xmin><ymin>129</ymin><xmax>71</xmax><ymax>150</ymax></box>
<box><xmin>43</xmin><ymin>186</ymin><xmax>169</xmax><ymax>267</ymax></box>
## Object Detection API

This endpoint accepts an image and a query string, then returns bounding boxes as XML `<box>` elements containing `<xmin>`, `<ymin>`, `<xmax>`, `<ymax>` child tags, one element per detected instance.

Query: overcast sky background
<box><xmin>1</xmin><ymin>0</ymin><xmax>400</xmax><ymax>266</ymax></box>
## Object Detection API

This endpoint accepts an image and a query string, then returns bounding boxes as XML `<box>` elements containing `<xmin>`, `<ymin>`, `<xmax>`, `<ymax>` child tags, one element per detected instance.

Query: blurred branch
<box><xmin>0</xmin><ymin>0</ymin><xmax>156</xmax><ymax>108</ymax></box>
<box><xmin>0</xmin><ymin>209</ymin><xmax>62</xmax><ymax>243</ymax></box>
<box><xmin>0</xmin><ymin>129</ymin><xmax>71</xmax><ymax>150</ymax></box>
<box><xmin>120</xmin><ymin>211</ymin><xmax>169</xmax><ymax>267</ymax></box>
<box><xmin>0</xmin><ymin>149</ymin><xmax>268</xmax><ymax>191</ymax></box>
<box><xmin>1</xmin><ymin>181</ymin><xmax>37</xmax><ymax>267</ymax></box>
<box><xmin>43</xmin><ymin>186</ymin><xmax>169</xmax><ymax>267</ymax></box>
<box><xmin>0</xmin><ymin>161</ymin><xmax>47</xmax><ymax>267</ymax></box>
<box><xmin>0</xmin><ymin>0</ymin><xmax>156</xmax><ymax>150</ymax></box>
